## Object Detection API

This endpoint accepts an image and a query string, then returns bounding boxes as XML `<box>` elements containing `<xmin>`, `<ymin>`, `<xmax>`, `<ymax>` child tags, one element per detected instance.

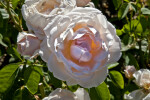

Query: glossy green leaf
<box><xmin>89</xmin><ymin>82</ymin><xmax>110</xmax><ymax>100</ymax></box>
<box><xmin>34</xmin><ymin>66</ymin><xmax>43</xmax><ymax>76</ymax></box>
<box><xmin>118</xmin><ymin>3</ymin><xmax>129</xmax><ymax>19</ymax></box>
<box><xmin>25</xmin><ymin>67</ymin><xmax>41</xmax><ymax>94</ymax></box>
<box><xmin>7</xmin><ymin>47</ymin><xmax>22</xmax><ymax>61</ymax></box>
<box><xmin>116</xmin><ymin>29</ymin><xmax>123</xmax><ymax>36</ymax></box>
<box><xmin>12</xmin><ymin>0</ymin><xmax>20</xmax><ymax>9</ymax></box>
<box><xmin>108</xmin><ymin>63</ymin><xmax>119</xmax><ymax>69</ymax></box>
<box><xmin>141</xmin><ymin>8</ymin><xmax>150</xmax><ymax>15</ymax></box>
<box><xmin>107</xmin><ymin>79</ymin><xmax>122</xmax><ymax>100</ymax></box>
<box><xmin>0</xmin><ymin>63</ymin><xmax>20</xmax><ymax>93</ymax></box>
<box><xmin>109</xmin><ymin>71</ymin><xmax>124</xmax><ymax>89</ymax></box>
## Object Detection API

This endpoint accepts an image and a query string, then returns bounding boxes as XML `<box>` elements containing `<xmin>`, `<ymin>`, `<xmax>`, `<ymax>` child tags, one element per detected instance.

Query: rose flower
<box><xmin>39</xmin><ymin>7</ymin><xmax>121</xmax><ymax>88</ymax></box>
<box><xmin>21</xmin><ymin>0</ymin><xmax>76</xmax><ymax>40</ymax></box>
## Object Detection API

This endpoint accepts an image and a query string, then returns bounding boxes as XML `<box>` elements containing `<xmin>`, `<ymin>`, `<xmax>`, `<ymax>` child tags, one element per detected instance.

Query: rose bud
<box><xmin>17</xmin><ymin>32</ymin><xmax>41</xmax><ymax>58</ymax></box>
<box><xmin>124</xmin><ymin>65</ymin><xmax>136</xmax><ymax>79</ymax></box>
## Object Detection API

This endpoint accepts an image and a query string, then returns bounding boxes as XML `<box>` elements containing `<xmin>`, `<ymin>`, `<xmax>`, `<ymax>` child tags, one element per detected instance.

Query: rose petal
<box><xmin>124</xmin><ymin>89</ymin><xmax>147</xmax><ymax>100</ymax></box>
<box><xmin>74</xmin><ymin>88</ymin><xmax>90</xmax><ymax>100</ymax></box>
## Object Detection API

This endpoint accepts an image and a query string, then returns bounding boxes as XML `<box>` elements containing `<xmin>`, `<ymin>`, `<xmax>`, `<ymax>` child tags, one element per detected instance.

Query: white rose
<box><xmin>133</xmin><ymin>69</ymin><xmax>150</xmax><ymax>91</ymax></box>
<box><xmin>43</xmin><ymin>88</ymin><xmax>90</xmax><ymax>100</ymax></box>
<box><xmin>17</xmin><ymin>32</ymin><xmax>41</xmax><ymax>57</ymax></box>
<box><xmin>40</xmin><ymin>7</ymin><xmax>121</xmax><ymax>88</ymax></box>
<box><xmin>21</xmin><ymin>0</ymin><xmax>76</xmax><ymax>40</ymax></box>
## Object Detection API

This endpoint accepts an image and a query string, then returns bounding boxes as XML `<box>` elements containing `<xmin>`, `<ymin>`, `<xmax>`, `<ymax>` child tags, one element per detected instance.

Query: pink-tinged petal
<box><xmin>17</xmin><ymin>32</ymin><xmax>41</xmax><ymax>57</ymax></box>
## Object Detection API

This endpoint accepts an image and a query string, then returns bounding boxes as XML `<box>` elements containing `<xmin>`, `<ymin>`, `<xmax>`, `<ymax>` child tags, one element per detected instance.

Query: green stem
<box><xmin>0</xmin><ymin>1</ymin><xmax>7</xmax><ymax>8</ymax></box>
<box><xmin>6</xmin><ymin>0</ymin><xmax>23</xmax><ymax>31</ymax></box>
<box><xmin>39</xmin><ymin>83</ymin><xmax>45</xmax><ymax>99</ymax></box>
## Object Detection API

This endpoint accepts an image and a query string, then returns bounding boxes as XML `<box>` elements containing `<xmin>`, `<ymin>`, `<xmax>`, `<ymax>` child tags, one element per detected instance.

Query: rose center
<box><xmin>70</xmin><ymin>27</ymin><xmax>99</xmax><ymax>63</ymax></box>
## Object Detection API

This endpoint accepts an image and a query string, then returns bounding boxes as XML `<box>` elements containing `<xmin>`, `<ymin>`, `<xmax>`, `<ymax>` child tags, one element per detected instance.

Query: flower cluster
<box><xmin>18</xmin><ymin>0</ymin><xmax>121</xmax><ymax>89</ymax></box>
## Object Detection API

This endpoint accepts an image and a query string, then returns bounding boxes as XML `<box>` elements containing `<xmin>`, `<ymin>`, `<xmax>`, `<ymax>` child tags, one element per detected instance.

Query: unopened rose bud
<box><xmin>17</xmin><ymin>32</ymin><xmax>41</xmax><ymax>57</ymax></box>
<box><xmin>124</xmin><ymin>65</ymin><xmax>136</xmax><ymax>79</ymax></box>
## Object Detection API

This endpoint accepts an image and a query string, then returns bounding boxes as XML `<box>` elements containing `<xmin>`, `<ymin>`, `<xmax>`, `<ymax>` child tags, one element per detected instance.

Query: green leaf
<box><xmin>118</xmin><ymin>3</ymin><xmax>129</xmax><ymax>19</ymax></box>
<box><xmin>107</xmin><ymin>79</ymin><xmax>122</xmax><ymax>100</ymax></box>
<box><xmin>141</xmin><ymin>8</ymin><xmax>150</xmax><ymax>15</ymax></box>
<box><xmin>108</xmin><ymin>63</ymin><xmax>119</xmax><ymax>69</ymax></box>
<box><xmin>112</xmin><ymin>0</ymin><xmax>122</xmax><ymax>10</ymax></box>
<box><xmin>109</xmin><ymin>71</ymin><xmax>124</xmax><ymax>89</ymax></box>
<box><xmin>116</xmin><ymin>29</ymin><xmax>123</xmax><ymax>36</ymax></box>
<box><xmin>12</xmin><ymin>0</ymin><xmax>20</xmax><ymax>9</ymax></box>
<box><xmin>0</xmin><ymin>63</ymin><xmax>20</xmax><ymax>93</ymax></box>
<box><xmin>25</xmin><ymin>67</ymin><xmax>41</xmax><ymax>94</ymax></box>
<box><xmin>34</xmin><ymin>66</ymin><xmax>43</xmax><ymax>76</ymax></box>
<box><xmin>7</xmin><ymin>47</ymin><xmax>22</xmax><ymax>61</ymax></box>
<box><xmin>89</xmin><ymin>82</ymin><xmax>110</xmax><ymax>100</ymax></box>
<box><xmin>124</xmin><ymin>53</ymin><xmax>140</xmax><ymax>69</ymax></box>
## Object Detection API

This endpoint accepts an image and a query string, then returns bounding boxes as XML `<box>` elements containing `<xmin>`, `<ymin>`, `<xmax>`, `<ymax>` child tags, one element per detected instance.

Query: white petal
<box><xmin>46</xmin><ymin>88</ymin><xmax>78</xmax><ymax>100</ymax></box>
<box><xmin>78</xmin><ymin>66</ymin><xmax>108</xmax><ymax>88</ymax></box>
<box><xmin>106</xmin><ymin>22</ymin><xmax>121</xmax><ymax>64</ymax></box>
<box><xmin>74</xmin><ymin>88</ymin><xmax>90</xmax><ymax>100</ymax></box>
<box><xmin>143</xmin><ymin>93</ymin><xmax>150</xmax><ymax>100</ymax></box>
<box><xmin>39</xmin><ymin>38</ymin><xmax>51</xmax><ymax>62</ymax></box>
<box><xmin>47</xmin><ymin>54</ymin><xmax>76</xmax><ymax>82</ymax></box>
<box><xmin>124</xmin><ymin>89</ymin><xmax>147</xmax><ymax>100</ymax></box>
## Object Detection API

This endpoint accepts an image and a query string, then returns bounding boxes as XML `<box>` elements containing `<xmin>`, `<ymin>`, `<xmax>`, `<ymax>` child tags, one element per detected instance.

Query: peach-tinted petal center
<box><xmin>61</xmin><ymin>25</ymin><xmax>103</xmax><ymax>72</ymax></box>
